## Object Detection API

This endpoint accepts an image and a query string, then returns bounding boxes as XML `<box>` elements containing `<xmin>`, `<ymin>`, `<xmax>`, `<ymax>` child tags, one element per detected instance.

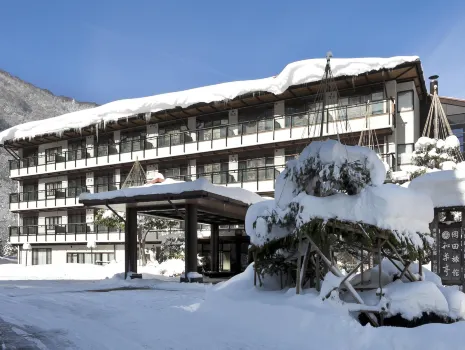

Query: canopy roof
<box><xmin>79</xmin><ymin>178</ymin><xmax>265</xmax><ymax>225</ymax></box>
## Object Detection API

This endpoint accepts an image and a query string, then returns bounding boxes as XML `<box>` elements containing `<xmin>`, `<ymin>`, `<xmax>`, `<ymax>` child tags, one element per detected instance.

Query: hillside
<box><xmin>0</xmin><ymin>69</ymin><xmax>97</xmax><ymax>251</ymax></box>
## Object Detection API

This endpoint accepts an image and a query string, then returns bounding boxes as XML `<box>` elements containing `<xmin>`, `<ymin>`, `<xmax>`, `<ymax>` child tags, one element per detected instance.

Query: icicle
<box><xmin>145</xmin><ymin>112</ymin><xmax>151</xmax><ymax>122</ymax></box>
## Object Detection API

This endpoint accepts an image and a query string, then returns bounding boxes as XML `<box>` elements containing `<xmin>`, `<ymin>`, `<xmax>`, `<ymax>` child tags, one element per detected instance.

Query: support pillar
<box><xmin>235</xmin><ymin>230</ymin><xmax>242</xmax><ymax>274</ymax></box>
<box><xmin>125</xmin><ymin>207</ymin><xmax>138</xmax><ymax>279</ymax></box>
<box><xmin>210</xmin><ymin>224</ymin><xmax>219</xmax><ymax>273</ymax></box>
<box><xmin>182</xmin><ymin>204</ymin><xmax>202</xmax><ymax>282</ymax></box>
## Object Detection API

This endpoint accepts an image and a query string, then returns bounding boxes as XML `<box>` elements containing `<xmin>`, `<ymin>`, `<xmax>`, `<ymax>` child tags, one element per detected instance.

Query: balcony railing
<box><xmin>9</xmin><ymin>99</ymin><xmax>394</xmax><ymax>175</ymax></box>
<box><xmin>9</xmin><ymin>224</ymin><xmax>124</xmax><ymax>241</ymax></box>
<box><xmin>8</xmin><ymin>184</ymin><xmax>122</xmax><ymax>209</ymax></box>
<box><xmin>8</xmin><ymin>226</ymin><xmax>215</xmax><ymax>242</ymax></box>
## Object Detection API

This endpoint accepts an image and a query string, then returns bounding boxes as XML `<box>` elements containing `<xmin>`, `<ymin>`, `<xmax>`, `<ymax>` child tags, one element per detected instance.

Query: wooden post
<box><xmin>296</xmin><ymin>231</ymin><xmax>302</xmax><ymax>294</ymax></box>
<box><xmin>300</xmin><ymin>242</ymin><xmax>310</xmax><ymax>290</ymax></box>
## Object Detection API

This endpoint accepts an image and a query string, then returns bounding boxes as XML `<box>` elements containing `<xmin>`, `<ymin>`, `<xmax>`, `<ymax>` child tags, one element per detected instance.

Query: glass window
<box><xmin>68</xmin><ymin>140</ymin><xmax>87</xmax><ymax>161</ymax></box>
<box><xmin>397</xmin><ymin>91</ymin><xmax>414</xmax><ymax>112</ymax></box>
<box><xmin>45</xmin><ymin>147</ymin><xmax>62</xmax><ymax>163</ymax></box>
<box><xmin>32</xmin><ymin>248</ymin><xmax>52</xmax><ymax>265</ymax></box>
<box><xmin>45</xmin><ymin>181</ymin><xmax>62</xmax><ymax>198</ymax></box>
<box><xmin>397</xmin><ymin>144</ymin><xmax>414</xmax><ymax>165</ymax></box>
<box><xmin>45</xmin><ymin>216</ymin><xmax>62</xmax><ymax>232</ymax></box>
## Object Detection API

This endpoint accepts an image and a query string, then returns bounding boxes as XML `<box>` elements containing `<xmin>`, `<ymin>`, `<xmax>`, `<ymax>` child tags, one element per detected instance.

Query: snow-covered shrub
<box><xmin>248</xmin><ymin>140</ymin><xmax>434</xmax><ymax>283</ymax></box>
<box><xmin>411</xmin><ymin>136</ymin><xmax>461</xmax><ymax>170</ymax></box>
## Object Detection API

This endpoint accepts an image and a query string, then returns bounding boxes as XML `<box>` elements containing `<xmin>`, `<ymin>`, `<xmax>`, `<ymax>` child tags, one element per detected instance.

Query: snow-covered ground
<box><xmin>0</xmin><ymin>262</ymin><xmax>465</xmax><ymax>350</ymax></box>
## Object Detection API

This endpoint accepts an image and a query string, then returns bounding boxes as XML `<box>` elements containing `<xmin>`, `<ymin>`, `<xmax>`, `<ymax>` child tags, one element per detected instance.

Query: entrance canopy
<box><xmin>79</xmin><ymin>178</ymin><xmax>265</xmax><ymax>280</ymax></box>
<box><xmin>80</xmin><ymin>178</ymin><xmax>264</xmax><ymax>224</ymax></box>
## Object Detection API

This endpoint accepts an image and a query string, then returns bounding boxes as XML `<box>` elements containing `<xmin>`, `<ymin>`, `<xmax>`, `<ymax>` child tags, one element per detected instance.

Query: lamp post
<box><xmin>87</xmin><ymin>239</ymin><xmax>97</xmax><ymax>264</ymax></box>
<box><xmin>22</xmin><ymin>242</ymin><xmax>32</xmax><ymax>266</ymax></box>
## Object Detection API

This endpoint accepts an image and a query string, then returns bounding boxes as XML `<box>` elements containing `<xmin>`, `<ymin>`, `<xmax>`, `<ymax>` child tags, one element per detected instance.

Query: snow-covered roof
<box><xmin>409</xmin><ymin>169</ymin><xmax>465</xmax><ymax>207</ymax></box>
<box><xmin>79</xmin><ymin>178</ymin><xmax>265</xmax><ymax>207</ymax></box>
<box><xmin>0</xmin><ymin>56</ymin><xmax>419</xmax><ymax>143</ymax></box>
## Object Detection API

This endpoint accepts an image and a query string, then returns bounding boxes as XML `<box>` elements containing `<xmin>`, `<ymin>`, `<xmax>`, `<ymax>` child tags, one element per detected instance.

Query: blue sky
<box><xmin>1</xmin><ymin>0</ymin><xmax>465</xmax><ymax>104</ymax></box>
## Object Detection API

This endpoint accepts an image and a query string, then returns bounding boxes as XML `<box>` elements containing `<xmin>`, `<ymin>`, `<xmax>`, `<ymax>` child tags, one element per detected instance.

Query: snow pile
<box><xmin>153</xmin><ymin>259</ymin><xmax>185</xmax><ymax>277</ymax></box>
<box><xmin>247</xmin><ymin>140</ymin><xmax>433</xmax><ymax>248</ymax></box>
<box><xmin>382</xmin><ymin>280</ymin><xmax>449</xmax><ymax>320</ymax></box>
<box><xmin>0</xmin><ymin>56</ymin><xmax>418</xmax><ymax>143</ymax></box>
<box><xmin>80</xmin><ymin>177</ymin><xmax>265</xmax><ymax>206</ymax></box>
<box><xmin>439</xmin><ymin>286</ymin><xmax>465</xmax><ymax>319</ymax></box>
<box><xmin>409</xmin><ymin>169</ymin><xmax>465</xmax><ymax>207</ymax></box>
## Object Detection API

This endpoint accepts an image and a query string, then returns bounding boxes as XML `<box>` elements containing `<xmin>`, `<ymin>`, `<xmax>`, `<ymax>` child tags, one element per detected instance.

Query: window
<box><xmin>32</xmin><ymin>248</ymin><xmax>52</xmax><ymax>265</ymax></box>
<box><xmin>22</xmin><ymin>216</ymin><xmax>38</xmax><ymax>235</ymax></box>
<box><xmin>67</xmin><ymin>252</ymin><xmax>115</xmax><ymax>264</ymax></box>
<box><xmin>397</xmin><ymin>91</ymin><xmax>414</xmax><ymax>112</ymax></box>
<box><xmin>68</xmin><ymin>212</ymin><xmax>86</xmax><ymax>233</ymax></box>
<box><xmin>198</xmin><ymin>163</ymin><xmax>228</xmax><ymax>184</ymax></box>
<box><xmin>121</xmin><ymin>131</ymin><xmax>146</xmax><ymax>153</ymax></box>
<box><xmin>97</xmin><ymin>135</ymin><xmax>117</xmax><ymax>156</ymax></box>
<box><xmin>397</xmin><ymin>144</ymin><xmax>414</xmax><ymax>165</ymax></box>
<box><xmin>371</xmin><ymin>92</ymin><xmax>385</xmax><ymax>115</ymax></box>
<box><xmin>45</xmin><ymin>147</ymin><xmax>62</xmax><ymax>163</ymax></box>
<box><xmin>45</xmin><ymin>182</ymin><xmax>63</xmax><ymax>198</ymax></box>
<box><xmin>22</xmin><ymin>184</ymin><xmax>38</xmax><ymax>202</ymax></box>
<box><xmin>238</xmin><ymin>157</ymin><xmax>275</xmax><ymax>182</ymax></box>
<box><xmin>45</xmin><ymin>216</ymin><xmax>62</xmax><ymax>232</ymax></box>
<box><xmin>198</xmin><ymin>119</ymin><xmax>228</xmax><ymax>141</ymax></box>
<box><xmin>452</xmin><ymin>128</ymin><xmax>465</xmax><ymax>152</ymax></box>
<box><xmin>95</xmin><ymin>174</ymin><xmax>116</xmax><ymax>193</ymax></box>
<box><xmin>68</xmin><ymin>177</ymin><xmax>87</xmax><ymax>197</ymax></box>
<box><xmin>67</xmin><ymin>140</ymin><xmax>87</xmax><ymax>161</ymax></box>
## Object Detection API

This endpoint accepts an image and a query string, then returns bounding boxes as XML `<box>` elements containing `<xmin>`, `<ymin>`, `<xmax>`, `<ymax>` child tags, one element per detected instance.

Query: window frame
<box><xmin>397</xmin><ymin>90</ymin><xmax>414</xmax><ymax>113</ymax></box>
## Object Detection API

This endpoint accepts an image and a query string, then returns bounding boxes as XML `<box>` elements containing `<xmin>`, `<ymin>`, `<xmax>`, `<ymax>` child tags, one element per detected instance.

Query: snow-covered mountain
<box><xmin>0</xmin><ymin>69</ymin><xmax>97</xmax><ymax>250</ymax></box>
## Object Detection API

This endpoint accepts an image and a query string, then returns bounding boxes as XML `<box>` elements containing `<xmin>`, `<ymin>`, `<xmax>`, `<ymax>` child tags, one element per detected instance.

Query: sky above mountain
<box><xmin>1</xmin><ymin>0</ymin><xmax>465</xmax><ymax>104</ymax></box>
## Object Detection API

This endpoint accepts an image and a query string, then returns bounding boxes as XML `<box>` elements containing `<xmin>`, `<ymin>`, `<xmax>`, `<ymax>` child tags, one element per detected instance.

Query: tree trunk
<box><xmin>137</xmin><ymin>227</ymin><xmax>147</xmax><ymax>266</ymax></box>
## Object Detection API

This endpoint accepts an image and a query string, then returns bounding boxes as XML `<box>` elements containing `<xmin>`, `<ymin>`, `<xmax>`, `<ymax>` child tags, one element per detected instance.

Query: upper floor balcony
<box><xmin>8</xmin><ymin>225</ymin><xmax>231</xmax><ymax>245</ymax></box>
<box><xmin>8</xmin><ymin>99</ymin><xmax>395</xmax><ymax>179</ymax></box>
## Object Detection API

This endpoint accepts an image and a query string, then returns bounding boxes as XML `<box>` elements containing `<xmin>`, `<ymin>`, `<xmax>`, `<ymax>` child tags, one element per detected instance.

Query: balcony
<box><xmin>8</xmin><ymin>226</ymin><xmax>216</xmax><ymax>244</ymax></box>
<box><xmin>9</xmin><ymin>224</ymin><xmax>124</xmax><ymax>244</ymax></box>
<box><xmin>8</xmin><ymin>100</ymin><xmax>394</xmax><ymax>178</ymax></box>
<box><xmin>8</xmin><ymin>184</ymin><xmax>121</xmax><ymax>211</ymax></box>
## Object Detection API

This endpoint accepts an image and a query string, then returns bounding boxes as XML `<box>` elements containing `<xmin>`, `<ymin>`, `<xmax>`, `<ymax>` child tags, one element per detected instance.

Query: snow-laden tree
<box><xmin>247</xmin><ymin>140</ymin><xmax>433</xmax><ymax>287</ymax></box>
<box><xmin>94</xmin><ymin>210</ymin><xmax>177</xmax><ymax>266</ymax></box>
<box><xmin>411</xmin><ymin>135</ymin><xmax>462</xmax><ymax>173</ymax></box>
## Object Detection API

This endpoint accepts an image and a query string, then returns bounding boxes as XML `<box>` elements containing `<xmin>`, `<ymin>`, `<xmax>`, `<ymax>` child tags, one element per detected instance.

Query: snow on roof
<box><xmin>79</xmin><ymin>178</ymin><xmax>265</xmax><ymax>206</ymax></box>
<box><xmin>409</xmin><ymin>169</ymin><xmax>465</xmax><ymax>207</ymax></box>
<box><xmin>0</xmin><ymin>56</ymin><xmax>419</xmax><ymax>143</ymax></box>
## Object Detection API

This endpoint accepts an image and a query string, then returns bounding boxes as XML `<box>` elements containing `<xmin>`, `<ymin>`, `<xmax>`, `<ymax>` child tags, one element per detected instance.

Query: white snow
<box><xmin>1</xmin><ymin>261</ymin><xmax>465</xmax><ymax>349</ymax></box>
<box><xmin>0</xmin><ymin>56</ymin><xmax>418</xmax><ymax>143</ymax></box>
<box><xmin>381</xmin><ymin>280</ymin><xmax>449</xmax><ymax>320</ymax></box>
<box><xmin>22</xmin><ymin>243</ymin><xmax>31</xmax><ymax>250</ymax></box>
<box><xmin>445</xmin><ymin>135</ymin><xmax>461</xmax><ymax>149</ymax></box>
<box><xmin>153</xmin><ymin>259</ymin><xmax>185</xmax><ymax>277</ymax></box>
<box><xmin>248</xmin><ymin>141</ymin><xmax>434</xmax><ymax>247</ymax></box>
<box><xmin>80</xmin><ymin>177</ymin><xmax>265</xmax><ymax>206</ymax></box>
<box><xmin>409</xmin><ymin>169</ymin><xmax>465</xmax><ymax>207</ymax></box>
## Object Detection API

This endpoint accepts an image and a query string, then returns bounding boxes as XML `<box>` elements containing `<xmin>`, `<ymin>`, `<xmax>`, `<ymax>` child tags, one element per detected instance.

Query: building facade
<box><xmin>2</xmin><ymin>57</ymin><xmax>428</xmax><ymax>271</ymax></box>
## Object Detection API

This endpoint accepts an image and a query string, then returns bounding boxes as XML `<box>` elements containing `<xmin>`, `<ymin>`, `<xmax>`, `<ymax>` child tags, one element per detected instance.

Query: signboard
<box><xmin>434</xmin><ymin>221</ymin><xmax>463</xmax><ymax>285</ymax></box>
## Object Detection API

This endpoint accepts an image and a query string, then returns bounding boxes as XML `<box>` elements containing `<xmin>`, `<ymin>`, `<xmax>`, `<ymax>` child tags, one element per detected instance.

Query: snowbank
<box><xmin>80</xmin><ymin>177</ymin><xmax>265</xmax><ymax>206</ymax></box>
<box><xmin>409</xmin><ymin>169</ymin><xmax>465</xmax><ymax>207</ymax></box>
<box><xmin>0</xmin><ymin>56</ymin><xmax>418</xmax><ymax>143</ymax></box>
<box><xmin>383</xmin><ymin>280</ymin><xmax>449</xmax><ymax>320</ymax></box>
<box><xmin>153</xmin><ymin>259</ymin><xmax>185</xmax><ymax>277</ymax></box>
